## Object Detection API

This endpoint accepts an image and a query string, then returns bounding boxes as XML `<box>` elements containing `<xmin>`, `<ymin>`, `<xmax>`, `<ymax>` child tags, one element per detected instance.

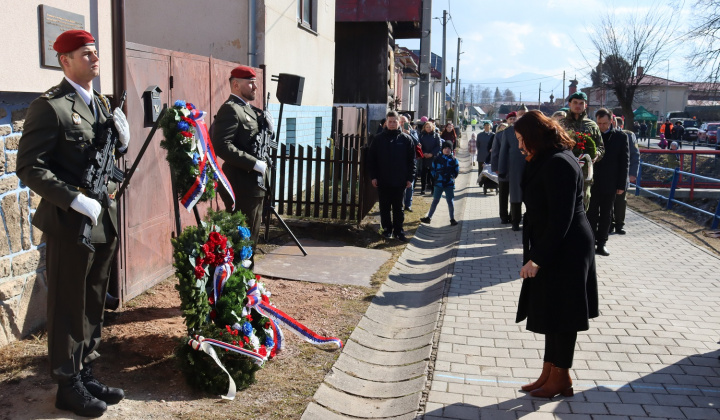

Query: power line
<box><xmin>447</xmin><ymin>14</ymin><xmax>459</xmax><ymax>37</ymax></box>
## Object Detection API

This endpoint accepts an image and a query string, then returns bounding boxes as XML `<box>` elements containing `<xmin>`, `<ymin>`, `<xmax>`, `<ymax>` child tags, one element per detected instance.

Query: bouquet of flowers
<box><xmin>570</xmin><ymin>131</ymin><xmax>596</xmax><ymax>181</ymax></box>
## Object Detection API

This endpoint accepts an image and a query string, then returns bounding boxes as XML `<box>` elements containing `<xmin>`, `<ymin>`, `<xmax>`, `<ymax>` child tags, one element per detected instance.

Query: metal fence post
<box><xmin>712</xmin><ymin>202</ymin><xmax>720</xmax><ymax>230</ymax></box>
<box><xmin>635</xmin><ymin>156</ymin><xmax>642</xmax><ymax>196</ymax></box>
<box><xmin>667</xmin><ymin>167</ymin><xmax>680</xmax><ymax>210</ymax></box>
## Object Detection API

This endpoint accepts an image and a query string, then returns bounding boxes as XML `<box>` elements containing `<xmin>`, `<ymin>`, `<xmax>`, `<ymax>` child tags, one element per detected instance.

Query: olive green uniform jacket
<box><xmin>212</xmin><ymin>95</ymin><xmax>269</xmax><ymax>198</ymax></box>
<box><xmin>16</xmin><ymin>78</ymin><xmax>122</xmax><ymax>243</ymax></box>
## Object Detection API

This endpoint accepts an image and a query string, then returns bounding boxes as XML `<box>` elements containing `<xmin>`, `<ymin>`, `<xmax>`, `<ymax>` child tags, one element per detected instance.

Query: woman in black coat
<box><xmin>513</xmin><ymin>110</ymin><xmax>599</xmax><ymax>399</ymax></box>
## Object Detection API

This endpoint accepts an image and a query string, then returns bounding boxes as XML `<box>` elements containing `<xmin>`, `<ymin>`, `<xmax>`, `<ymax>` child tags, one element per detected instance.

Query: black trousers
<box><xmin>611</xmin><ymin>188</ymin><xmax>627</xmax><ymax>230</ymax></box>
<box><xmin>498</xmin><ymin>181</ymin><xmax>510</xmax><ymax>222</ymax></box>
<box><xmin>543</xmin><ymin>332</ymin><xmax>578</xmax><ymax>369</ymax></box>
<box><xmin>378</xmin><ymin>186</ymin><xmax>406</xmax><ymax>235</ymax></box>
<box><xmin>420</xmin><ymin>163</ymin><xmax>434</xmax><ymax>192</ymax></box>
<box><xmin>586</xmin><ymin>190</ymin><xmax>616</xmax><ymax>246</ymax></box>
<box><xmin>510</xmin><ymin>202</ymin><xmax>522</xmax><ymax>226</ymax></box>
<box><xmin>45</xmin><ymin>235</ymin><xmax>117</xmax><ymax>381</ymax></box>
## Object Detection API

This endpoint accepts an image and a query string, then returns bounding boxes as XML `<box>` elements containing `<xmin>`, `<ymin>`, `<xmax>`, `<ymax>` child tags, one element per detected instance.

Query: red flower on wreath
<box><xmin>242</xmin><ymin>336</ymin><xmax>250</xmax><ymax>344</ymax></box>
<box><xmin>258</xmin><ymin>347</ymin><xmax>268</xmax><ymax>358</ymax></box>
<box><xmin>181</xmin><ymin>131</ymin><xmax>192</xmax><ymax>138</ymax></box>
<box><xmin>194</xmin><ymin>265</ymin><xmax>205</xmax><ymax>279</ymax></box>
<box><xmin>181</xmin><ymin>116</ymin><xmax>193</xmax><ymax>124</ymax></box>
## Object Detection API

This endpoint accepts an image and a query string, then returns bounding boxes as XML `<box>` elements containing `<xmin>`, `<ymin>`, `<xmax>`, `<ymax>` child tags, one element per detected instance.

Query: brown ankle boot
<box><xmin>521</xmin><ymin>361</ymin><xmax>553</xmax><ymax>392</ymax></box>
<box><xmin>530</xmin><ymin>367</ymin><xmax>573</xmax><ymax>398</ymax></box>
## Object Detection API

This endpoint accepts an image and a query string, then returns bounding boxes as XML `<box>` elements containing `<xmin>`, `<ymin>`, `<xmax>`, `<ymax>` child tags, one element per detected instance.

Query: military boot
<box><xmin>56</xmin><ymin>373</ymin><xmax>107</xmax><ymax>417</ymax></box>
<box><xmin>81</xmin><ymin>363</ymin><xmax>125</xmax><ymax>404</ymax></box>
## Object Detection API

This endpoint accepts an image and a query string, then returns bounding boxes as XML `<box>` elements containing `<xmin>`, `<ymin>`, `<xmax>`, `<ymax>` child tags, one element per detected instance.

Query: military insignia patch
<box><xmin>72</xmin><ymin>113</ymin><xmax>81</xmax><ymax>125</ymax></box>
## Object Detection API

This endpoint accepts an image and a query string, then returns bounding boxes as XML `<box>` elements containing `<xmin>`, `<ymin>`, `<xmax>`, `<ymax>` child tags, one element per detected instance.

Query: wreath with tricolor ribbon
<box><xmin>173</xmin><ymin>210</ymin><xmax>343</xmax><ymax>398</ymax></box>
<box><xmin>160</xmin><ymin>100</ymin><xmax>235</xmax><ymax>211</ymax></box>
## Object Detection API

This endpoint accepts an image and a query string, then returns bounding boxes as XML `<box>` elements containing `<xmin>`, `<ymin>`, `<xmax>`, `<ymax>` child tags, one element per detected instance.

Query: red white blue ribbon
<box><xmin>245</xmin><ymin>279</ymin><xmax>343</xmax><ymax>349</ymax></box>
<box><xmin>187</xmin><ymin>335</ymin><xmax>266</xmax><ymax>400</ymax></box>
<box><xmin>212</xmin><ymin>250</ymin><xmax>235</xmax><ymax>304</ymax></box>
<box><xmin>180</xmin><ymin>109</ymin><xmax>235</xmax><ymax>211</ymax></box>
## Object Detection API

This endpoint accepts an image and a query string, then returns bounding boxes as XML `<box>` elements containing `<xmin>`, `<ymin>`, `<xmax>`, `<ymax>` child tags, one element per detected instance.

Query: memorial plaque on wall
<box><xmin>40</xmin><ymin>5</ymin><xmax>85</xmax><ymax>68</ymax></box>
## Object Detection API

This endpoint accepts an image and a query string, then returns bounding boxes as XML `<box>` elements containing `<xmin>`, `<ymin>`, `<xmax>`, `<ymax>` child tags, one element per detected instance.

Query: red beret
<box><xmin>506</xmin><ymin>111</ymin><xmax>517</xmax><ymax>119</ymax></box>
<box><xmin>53</xmin><ymin>30</ymin><xmax>95</xmax><ymax>53</ymax></box>
<box><xmin>230</xmin><ymin>66</ymin><xmax>257</xmax><ymax>79</ymax></box>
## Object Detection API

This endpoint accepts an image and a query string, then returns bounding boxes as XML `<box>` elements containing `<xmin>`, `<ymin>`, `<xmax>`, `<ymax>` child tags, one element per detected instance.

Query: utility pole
<box><xmin>449</xmin><ymin>67</ymin><xmax>454</xmax><ymax>101</ymax></box>
<box><xmin>454</xmin><ymin>37</ymin><xmax>461</xmax><ymax>125</ymax></box>
<box><xmin>441</xmin><ymin>10</ymin><xmax>447</xmax><ymax>123</ymax></box>
<box><xmin>562</xmin><ymin>71</ymin><xmax>566</xmax><ymax>103</ymax></box>
<box><xmin>418</xmin><ymin>0</ymin><xmax>433</xmax><ymax>118</ymax></box>
<box><xmin>599</xmin><ymin>51</ymin><xmax>603</xmax><ymax>108</ymax></box>
<box><xmin>538</xmin><ymin>83</ymin><xmax>541</xmax><ymax>107</ymax></box>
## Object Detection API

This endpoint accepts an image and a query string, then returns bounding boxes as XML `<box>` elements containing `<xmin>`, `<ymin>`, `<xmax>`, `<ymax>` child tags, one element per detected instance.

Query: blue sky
<box><xmin>398</xmin><ymin>0</ymin><xmax>696</xmax><ymax>103</ymax></box>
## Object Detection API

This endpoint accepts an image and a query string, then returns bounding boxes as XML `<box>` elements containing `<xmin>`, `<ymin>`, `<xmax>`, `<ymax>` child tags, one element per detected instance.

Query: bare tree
<box><xmin>586</xmin><ymin>10</ymin><xmax>677</xmax><ymax>127</ymax></box>
<box><xmin>503</xmin><ymin>88</ymin><xmax>516</xmax><ymax>102</ymax></box>
<box><xmin>686</xmin><ymin>0</ymin><xmax>720</xmax><ymax>84</ymax></box>
<box><xmin>481</xmin><ymin>87</ymin><xmax>492</xmax><ymax>104</ymax></box>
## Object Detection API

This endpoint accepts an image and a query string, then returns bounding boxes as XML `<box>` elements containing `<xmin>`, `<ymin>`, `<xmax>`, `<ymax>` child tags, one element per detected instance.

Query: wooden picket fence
<box><xmin>269</xmin><ymin>143</ymin><xmax>377</xmax><ymax>223</ymax></box>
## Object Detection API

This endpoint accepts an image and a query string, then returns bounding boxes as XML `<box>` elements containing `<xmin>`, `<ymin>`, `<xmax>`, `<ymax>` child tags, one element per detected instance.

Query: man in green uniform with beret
<box><xmin>16</xmin><ymin>29</ymin><xmax>128</xmax><ymax>417</ymax></box>
<box><xmin>213</xmin><ymin>66</ymin><xmax>271</xmax><ymax>259</ymax></box>
<box><xmin>561</xmin><ymin>91</ymin><xmax>605</xmax><ymax>210</ymax></box>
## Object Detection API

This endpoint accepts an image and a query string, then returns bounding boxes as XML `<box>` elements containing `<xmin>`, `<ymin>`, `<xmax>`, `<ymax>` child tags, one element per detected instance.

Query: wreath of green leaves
<box><xmin>172</xmin><ymin>210</ymin><xmax>274</xmax><ymax>392</ymax></box>
<box><xmin>159</xmin><ymin>100</ymin><xmax>216</xmax><ymax>203</ymax></box>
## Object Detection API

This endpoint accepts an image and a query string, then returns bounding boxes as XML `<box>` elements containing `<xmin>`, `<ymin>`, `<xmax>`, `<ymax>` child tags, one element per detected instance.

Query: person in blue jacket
<box><xmin>420</xmin><ymin>141</ymin><xmax>460</xmax><ymax>226</ymax></box>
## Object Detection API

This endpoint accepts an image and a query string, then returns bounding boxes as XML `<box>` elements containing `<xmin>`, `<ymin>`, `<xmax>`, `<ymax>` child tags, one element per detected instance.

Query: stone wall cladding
<box><xmin>0</xmin><ymin>98</ymin><xmax>48</xmax><ymax>347</ymax></box>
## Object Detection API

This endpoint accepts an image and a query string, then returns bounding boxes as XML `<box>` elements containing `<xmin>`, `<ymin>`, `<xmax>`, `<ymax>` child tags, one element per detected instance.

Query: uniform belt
<box><xmin>72</xmin><ymin>186</ymin><xmax>116</xmax><ymax>200</ymax></box>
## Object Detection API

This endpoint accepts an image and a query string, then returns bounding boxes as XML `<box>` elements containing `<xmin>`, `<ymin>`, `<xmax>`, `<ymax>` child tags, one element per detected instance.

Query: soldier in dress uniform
<box><xmin>16</xmin><ymin>30</ymin><xmax>129</xmax><ymax>417</ymax></box>
<box><xmin>212</xmin><ymin>66</ymin><xmax>271</xmax><ymax>258</ymax></box>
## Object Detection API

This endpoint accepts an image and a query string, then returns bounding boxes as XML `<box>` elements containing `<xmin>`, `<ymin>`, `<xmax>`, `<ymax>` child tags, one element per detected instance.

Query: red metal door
<box><xmin>121</xmin><ymin>43</ymin><xmax>174</xmax><ymax>300</ymax></box>
<box><xmin>119</xmin><ymin>43</ymin><xmax>265</xmax><ymax>303</ymax></box>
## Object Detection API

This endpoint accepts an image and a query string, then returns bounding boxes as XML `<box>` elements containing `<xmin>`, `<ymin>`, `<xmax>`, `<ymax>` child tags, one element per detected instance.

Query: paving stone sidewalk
<box><xmin>424</xmin><ymin>167</ymin><xmax>720</xmax><ymax>419</ymax></box>
<box><xmin>301</xmin><ymin>141</ymin><xmax>474</xmax><ymax>420</ymax></box>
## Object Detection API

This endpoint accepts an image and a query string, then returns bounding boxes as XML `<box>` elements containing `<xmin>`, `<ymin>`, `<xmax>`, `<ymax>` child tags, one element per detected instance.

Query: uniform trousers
<box><xmin>235</xmin><ymin>195</ymin><xmax>265</xmax><ymax>249</ymax></box>
<box><xmin>498</xmin><ymin>181</ymin><xmax>510</xmax><ymax>222</ymax></box>
<box><xmin>45</xmin><ymin>235</ymin><xmax>117</xmax><ymax>381</ymax></box>
<box><xmin>611</xmin><ymin>188</ymin><xmax>628</xmax><ymax>230</ymax></box>
<box><xmin>586</xmin><ymin>190</ymin><xmax>616</xmax><ymax>246</ymax></box>
<box><xmin>378</xmin><ymin>186</ymin><xmax>405</xmax><ymax>235</ymax></box>
<box><xmin>543</xmin><ymin>332</ymin><xmax>578</xmax><ymax>369</ymax></box>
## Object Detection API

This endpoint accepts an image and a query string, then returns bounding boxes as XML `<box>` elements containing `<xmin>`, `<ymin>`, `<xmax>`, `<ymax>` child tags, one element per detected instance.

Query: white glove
<box><xmin>113</xmin><ymin>107</ymin><xmax>130</xmax><ymax>148</ymax></box>
<box><xmin>253</xmin><ymin>160</ymin><xmax>267</xmax><ymax>174</ymax></box>
<box><xmin>70</xmin><ymin>194</ymin><xmax>102</xmax><ymax>226</ymax></box>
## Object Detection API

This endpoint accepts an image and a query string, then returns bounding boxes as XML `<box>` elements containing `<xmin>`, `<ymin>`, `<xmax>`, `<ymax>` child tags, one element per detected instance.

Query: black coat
<box><xmin>592</xmin><ymin>129</ymin><xmax>629</xmax><ymax>195</ymax></box>
<box><xmin>516</xmin><ymin>148</ymin><xmax>599</xmax><ymax>334</ymax></box>
<box><xmin>368</xmin><ymin>128</ymin><xmax>416</xmax><ymax>188</ymax></box>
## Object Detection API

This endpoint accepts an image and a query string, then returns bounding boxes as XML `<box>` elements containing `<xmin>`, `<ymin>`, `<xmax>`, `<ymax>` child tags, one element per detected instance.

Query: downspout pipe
<box><xmin>249</xmin><ymin>0</ymin><xmax>257</xmax><ymax>66</ymax></box>
<box><xmin>112</xmin><ymin>0</ymin><xmax>127</xmax><ymax>108</ymax></box>
<box><xmin>111</xmin><ymin>0</ymin><xmax>127</xmax><ymax>303</ymax></box>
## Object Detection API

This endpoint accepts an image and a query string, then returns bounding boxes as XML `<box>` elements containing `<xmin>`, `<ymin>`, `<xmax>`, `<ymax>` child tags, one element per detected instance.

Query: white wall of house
<box><xmin>602</xmin><ymin>85</ymin><xmax>689</xmax><ymax>119</ymax></box>
<box><xmin>259</xmin><ymin>0</ymin><xmax>335</xmax><ymax>108</ymax></box>
<box><xmin>126</xmin><ymin>0</ymin><xmax>250</xmax><ymax>65</ymax></box>
<box><xmin>0</xmin><ymin>0</ymin><xmax>114</xmax><ymax>94</ymax></box>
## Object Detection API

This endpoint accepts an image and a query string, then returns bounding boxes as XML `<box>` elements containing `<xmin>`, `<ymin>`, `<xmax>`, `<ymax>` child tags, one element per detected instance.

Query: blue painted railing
<box><xmin>633</xmin><ymin>160</ymin><xmax>720</xmax><ymax>229</ymax></box>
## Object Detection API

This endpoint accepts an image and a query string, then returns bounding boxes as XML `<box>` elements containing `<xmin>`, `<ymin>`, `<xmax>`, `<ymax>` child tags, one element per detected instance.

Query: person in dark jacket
<box><xmin>441</xmin><ymin>122</ymin><xmax>458</xmax><ymax>149</ymax></box>
<box><xmin>673</xmin><ymin>121</ymin><xmax>685</xmax><ymax>148</ymax></box>
<box><xmin>400</xmin><ymin>114</ymin><xmax>420</xmax><ymax>211</ymax></box>
<box><xmin>476</xmin><ymin>122</ymin><xmax>494</xmax><ymax>165</ymax></box>
<box><xmin>368</xmin><ymin>110</ymin><xmax>416</xmax><ymax>242</ymax></box>
<box><xmin>514</xmin><ymin>110</ymin><xmax>599</xmax><ymax>399</ymax></box>
<box><xmin>587</xmin><ymin>109</ymin><xmax>629</xmax><ymax>256</ymax></box>
<box><xmin>498</xmin><ymin>111</ymin><xmax>527</xmax><ymax>231</ymax></box>
<box><xmin>418</xmin><ymin>121</ymin><xmax>442</xmax><ymax>194</ymax></box>
<box><xmin>610</xmin><ymin>117</ymin><xmax>640</xmax><ymax>234</ymax></box>
<box><xmin>420</xmin><ymin>141</ymin><xmax>460</xmax><ymax>226</ymax></box>
<box><xmin>491</xmin><ymin>113</ymin><xmax>516</xmax><ymax>223</ymax></box>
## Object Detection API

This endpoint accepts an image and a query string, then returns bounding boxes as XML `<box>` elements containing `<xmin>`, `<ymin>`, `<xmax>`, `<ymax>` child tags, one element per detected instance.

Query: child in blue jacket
<box><xmin>420</xmin><ymin>141</ymin><xmax>460</xmax><ymax>226</ymax></box>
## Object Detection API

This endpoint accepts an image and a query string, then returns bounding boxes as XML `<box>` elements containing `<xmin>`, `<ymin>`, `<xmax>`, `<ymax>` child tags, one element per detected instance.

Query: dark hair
<box><xmin>594</xmin><ymin>108</ymin><xmax>612</xmax><ymax>120</ymax></box>
<box><xmin>513</xmin><ymin>110</ymin><xmax>575</xmax><ymax>159</ymax></box>
<box><xmin>386</xmin><ymin>110</ymin><xmax>399</xmax><ymax>119</ymax></box>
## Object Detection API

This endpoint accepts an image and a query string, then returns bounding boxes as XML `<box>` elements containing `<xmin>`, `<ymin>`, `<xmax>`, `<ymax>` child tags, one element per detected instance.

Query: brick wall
<box><xmin>0</xmin><ymin>94</ymin><xmax>47</xmax><ymax>347</ymax></box>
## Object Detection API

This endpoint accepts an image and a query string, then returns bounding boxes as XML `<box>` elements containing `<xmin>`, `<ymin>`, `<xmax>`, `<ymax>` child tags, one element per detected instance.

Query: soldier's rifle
<box><xmin>77</xmin><ymin>91</ymin><xmax>126</xmax><ymax>252</ymax></box>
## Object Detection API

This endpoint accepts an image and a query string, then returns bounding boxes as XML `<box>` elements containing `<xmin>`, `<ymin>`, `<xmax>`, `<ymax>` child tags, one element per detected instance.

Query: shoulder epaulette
<box><xmin>41</xmin><ymin>85</ymin><xmax>62</xmax><ymax>99</ymax></box>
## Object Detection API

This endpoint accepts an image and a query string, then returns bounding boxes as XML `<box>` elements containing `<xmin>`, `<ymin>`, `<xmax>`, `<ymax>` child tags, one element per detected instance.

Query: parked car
<box><xmin>699</xmin><ymin>122</ymin><xmax>720</xmax><ymax>144</ymax></box>
<box><xmin>669</xmin><ymin>118</ymin><xmax>700</xmax><ymax>142</ymax></box>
